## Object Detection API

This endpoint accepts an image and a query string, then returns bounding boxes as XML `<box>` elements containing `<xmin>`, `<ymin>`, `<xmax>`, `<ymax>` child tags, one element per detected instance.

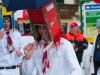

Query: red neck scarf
<box><xmin>6</xmin><ymin>32</ymin><xmax>14</xmax><ymax>53</ymax></box>
<box><xmin>42</xmin><ymin>43</ymin><xmax>50</xmax><ymax>74</ymax></box>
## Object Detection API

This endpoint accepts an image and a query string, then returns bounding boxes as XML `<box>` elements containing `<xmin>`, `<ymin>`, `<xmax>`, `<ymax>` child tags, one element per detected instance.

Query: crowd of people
<box><xmin>0</xmin><ymin>11</ymin><xmax>100</xmax><ymax>75</ymax></box>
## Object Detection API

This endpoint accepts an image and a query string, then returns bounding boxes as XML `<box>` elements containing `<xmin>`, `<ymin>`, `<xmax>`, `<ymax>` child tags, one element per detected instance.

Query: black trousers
<box><xmin>92</xmin><ymin>60</ymin><xmax>100</xmax><ymax>75</ymax></box>
<box><xmin>76</xmin><ymin>53</ymin><xmax>82</xmax><ymax>65</ymax></box>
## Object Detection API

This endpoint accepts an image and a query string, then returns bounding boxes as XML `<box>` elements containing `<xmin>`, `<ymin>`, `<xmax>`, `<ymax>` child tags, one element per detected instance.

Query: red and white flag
<box><xmin>14</xmin><ymin>10</ymin><xmax>29</xmax><ymax>21</ymax></box>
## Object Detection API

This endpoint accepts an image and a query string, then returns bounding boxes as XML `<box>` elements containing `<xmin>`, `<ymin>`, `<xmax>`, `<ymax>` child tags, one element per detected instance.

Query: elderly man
<box><xmin>66</xmin><ymin>22</ymin><xmax>88</xmax><ymax>64</ymax></box>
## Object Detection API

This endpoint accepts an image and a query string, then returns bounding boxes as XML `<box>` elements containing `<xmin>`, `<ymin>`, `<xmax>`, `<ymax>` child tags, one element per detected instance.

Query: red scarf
<box><xmin>42</xmin><ymin>43</ymin><xmax>50</xmax><ymax>74</ymax></box>
<box><xmin>6</xmin><ymin>32</ymin><xmax>14</xmax><ymax>53</ymax></box>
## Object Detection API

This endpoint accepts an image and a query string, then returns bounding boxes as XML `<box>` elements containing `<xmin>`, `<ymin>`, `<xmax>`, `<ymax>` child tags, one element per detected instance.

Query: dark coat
<box><xmin>94</xmin><ymin>34</ymin><xmax>100</xmax><ymax>61</ymax></box>
<box><xmin>66</xmin><ymin>31</ymin><xmax>88</xmax><ymax>63</ymax></box>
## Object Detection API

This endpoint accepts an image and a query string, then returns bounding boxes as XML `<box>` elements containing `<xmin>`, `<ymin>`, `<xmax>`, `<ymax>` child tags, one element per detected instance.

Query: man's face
<box><xmin>71</xmin><ymin>26</ymin><xmax>78</xmax><ymax>33</ymax></box>
<box><xmin>70</xmin><ymin>27</ymin><xmax>73</xmax><ymax>33</ymax></box>
<box><xmin>38</xmin><ymin>25</ymin><xmax>49</xmax><ymax>39</ymax></box>
<box><xmin>4</xmin><ymin>20</ymin><xmax>11</xmax><ymax>31</ymax></box>
<box><xmin>97</xmin><ymin>28</ymin><xmax>100</xmax><ymax>34</ymax></box>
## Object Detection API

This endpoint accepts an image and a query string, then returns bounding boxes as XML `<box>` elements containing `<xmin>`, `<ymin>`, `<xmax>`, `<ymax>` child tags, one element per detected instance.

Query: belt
<box><xmin>0</xmin><ymin>65</ymin><xmax>19</xmax><ymax>70</ymax></box>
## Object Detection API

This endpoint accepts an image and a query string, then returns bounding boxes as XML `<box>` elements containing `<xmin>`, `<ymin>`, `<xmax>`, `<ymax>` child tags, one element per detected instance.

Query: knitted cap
<box><xmin>3</xmin><ymin>16</ymin><xmax>10</xmax><ymax>21</ymax></box>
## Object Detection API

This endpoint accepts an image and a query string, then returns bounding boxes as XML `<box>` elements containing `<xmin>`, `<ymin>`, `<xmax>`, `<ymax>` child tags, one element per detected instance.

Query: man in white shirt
<box><xmin>0</xmin><ymin>16</ymin><xmax>24</xmax><ymax>75</ymax></box>
<box><xmin>22</xmin><ymin>24</ymin><xmax>82</xmax><ymax>75</ymax></box>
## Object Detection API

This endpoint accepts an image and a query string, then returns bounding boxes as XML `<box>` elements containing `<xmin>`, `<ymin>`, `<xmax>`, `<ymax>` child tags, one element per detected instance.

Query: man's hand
<box><xmin>24</xmin><ymin>43</ymin><xmax>34</xmax><ymax>60</ymax></box>
<box><xmin>16</xmin><ymin>50</ymin><xmax>22</xmax><ymax>57</ymax></box>
<box><xmin>75</xmin><ymin>48</ymin><xmax>78</xmax><ymax>52</ymax></box>
<box><xmin>0</xmin><ymin>28</ymin><xmax>4</xmax><ymax>39</ymax></box>
<box><xmin>19</xmin><ymin>62</ymin><xmax>22</xmax><ymax>66</ymax></box>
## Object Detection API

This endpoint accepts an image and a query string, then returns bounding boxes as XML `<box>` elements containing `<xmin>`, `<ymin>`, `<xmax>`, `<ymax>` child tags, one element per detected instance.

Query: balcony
<box><xmin>57</xmin><ymin>4</ymin><xmax>79</xmax><ymax>19</ymax></box>
<box><xmin>57</xmin><ymin>4</ymin><xmax>79</xmax><ymax>23</ymax></box>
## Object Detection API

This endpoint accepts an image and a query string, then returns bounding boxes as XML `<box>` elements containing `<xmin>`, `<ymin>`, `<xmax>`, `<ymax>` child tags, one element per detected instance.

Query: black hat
<box><xmin>3</xmin><ymin>16</ymin><xmax>11</xmax><ymax>21</ymax></box>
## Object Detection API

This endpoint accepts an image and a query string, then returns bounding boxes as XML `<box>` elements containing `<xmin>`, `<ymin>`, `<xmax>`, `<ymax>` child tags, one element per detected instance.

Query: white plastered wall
<box><xmin>64</xmin><ymin>0</ymin><xmax>75</xmax><ymax>4</ymax></box>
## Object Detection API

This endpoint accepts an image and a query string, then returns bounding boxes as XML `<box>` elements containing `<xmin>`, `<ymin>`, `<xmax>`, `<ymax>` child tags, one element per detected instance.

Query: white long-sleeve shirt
<box><xmin>22</xmin><ymin>38</ymin><xmax>82</xmax><ymax>75</ymax></box>
<box><xmin>21</xmin><ymin>36</ymin><xmax>37</xmax><ymax>75</ymax></box>
<box><xmin>0</xmin><ymin>29</ymin><xmax>24</xmax><ymax>67</ymax></box>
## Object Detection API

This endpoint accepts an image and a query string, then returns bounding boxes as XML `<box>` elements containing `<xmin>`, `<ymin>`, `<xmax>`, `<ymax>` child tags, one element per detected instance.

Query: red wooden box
<box><xmin>29</xmin><ymin>1</ymin><xmax>61</xmax><ymax>40</ymax></box>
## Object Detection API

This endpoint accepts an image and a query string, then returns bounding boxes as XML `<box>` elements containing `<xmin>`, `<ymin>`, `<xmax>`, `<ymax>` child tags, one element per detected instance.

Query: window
<box><xmin>56</xmin><ymin>0</ymin><xmax>64</xmax><ymax>3</ymax></box>
<box><xmin>75</xmin><ymin>0</ymin><xmax>80</xmax><ymax>4</ymax></box>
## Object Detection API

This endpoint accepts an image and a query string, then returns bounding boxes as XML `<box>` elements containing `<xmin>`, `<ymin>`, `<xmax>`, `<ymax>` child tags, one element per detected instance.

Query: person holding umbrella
<box><xmin>23</xmin><ymin>24</ymin><xmax>82</xmax><ymax>75</ymax></box>
<box><xmin>22</xmin><ymin>1</ymin><xmax>82</xmax><ymax>75</ymax></box>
